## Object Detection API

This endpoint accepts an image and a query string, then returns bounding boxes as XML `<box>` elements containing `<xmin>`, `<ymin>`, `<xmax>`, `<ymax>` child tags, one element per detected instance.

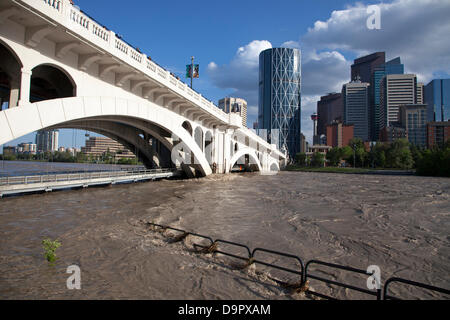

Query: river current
<box><xmin>0</xmin><ymin>163</ymin><xmax>449</xmax><ymax>299</ymax></box>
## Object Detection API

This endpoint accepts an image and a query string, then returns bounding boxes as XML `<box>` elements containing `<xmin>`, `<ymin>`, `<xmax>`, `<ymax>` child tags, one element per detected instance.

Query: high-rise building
<box><xmin>17</xmin><ymin>143</ymin><xmax>37</xmax><ymax>154</ymax></box>
<box><xmin>380</xmin><ymin>74</ymin><xmax>418</xmax><ymax>132</ymax></box>
<box><xmin>417</xmin><ymin>82</ymin><xmax>424</xmax><ymax>104</ymax></box>
<box><xmin>380</xmin><ymin>124</ymin><xmax>407</xmax><ymax>143</ymax></box>
<box><xmin>317</xmin><ymin>93</ymin><xmax>343</xmax><ymax>138</ymax></box>
<box><xmin>398</xmin><ymin>104</ymin><xmax>428</xmax><ymax>147</ymax></box>
<box><xmin>81</xmin><ymin>137</ymin><xmax>135</xmax><ymax>159</ymax></box>
<box><xmin>370</xmin><ymin>57</ymin><xmax>404</xmax><ymax>141</ymax></box>
<box><xmin>343</xmin><ymin>79</ymin><xmax>370</xmax><ymax>141</ymax></box>
<box><xmin>427</xmin><ymin>121</ymin><xmax>450</xmax><ymax>148</ymax></box>
<box><xmin>311</xmin><ymin>113</ymin><xmax>319</xmax><ymax>145</ymax></box>
<box><xmin>36</xmin><ymin>130</ymin><xmax>59</xmax><ymax>153</ymax></box>
<box><xmin>424</xmin><ymin>79</ymin><xmax>450</xmax><ymax>122</ymax></box>
<box><xmin>258</xmin><ymin>48</ymin><xmax>302</xmax><ymax>160</ymax></box>
<box><xmin>351</xmin><ymin>52</ymin><xmax>385</xmax><ymax>83</ymax></box>
<box><xmin>218</xmin><ymin>97</ymin><xmax>248</xmax><ymax>127</ymax></box>
<box><xmin>326</xmin><ymin>121</ymin><xmax>354</xmax><ymax>148</ymax></box>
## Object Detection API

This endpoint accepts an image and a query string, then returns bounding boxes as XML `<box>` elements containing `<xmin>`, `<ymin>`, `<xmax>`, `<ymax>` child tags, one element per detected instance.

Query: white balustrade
<box><xmin>115</xmin><ymin>38</ymin><xmax>128</xmax><ymax>54</ymax></box>
<box><xmin>29</xmin><ymin>0</ymin><xmax>233</xmax><ymax>125</ymax></box>
<box><xmin>43</xmin><ymin>0</ymin><xmax>61</xmax><ymax>11</ymax></box>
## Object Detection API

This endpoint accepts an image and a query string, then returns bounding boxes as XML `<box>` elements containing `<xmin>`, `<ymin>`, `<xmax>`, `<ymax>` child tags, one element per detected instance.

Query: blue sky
<box><xmin>2</xmin><ymin>0</ymin><xmax>449</xmax><ymax>151</ymax></box>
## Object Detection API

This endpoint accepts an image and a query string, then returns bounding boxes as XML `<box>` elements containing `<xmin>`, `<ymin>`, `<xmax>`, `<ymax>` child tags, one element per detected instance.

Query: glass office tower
<box><xmin>258</xmin><ymin>48</ymin><xmax>302</xmax><ymax>160</ymax></box>
<box><xmin>371</xmin><ymin>57</ymin><xmax>404</xmax><ymax>140</ymax></box>
<box><xmin>425</xmin><ymin>79</ymin><xmax>450</xmax><ymax>122</ymax></box>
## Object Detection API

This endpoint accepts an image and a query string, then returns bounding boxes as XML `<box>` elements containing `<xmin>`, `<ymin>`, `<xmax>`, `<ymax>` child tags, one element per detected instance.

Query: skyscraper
<box><xmin>258</xmin><ymin>48</ymin><xmax>302</xmax><ymax>160</ymax></box>
<box><xmin>36</xmin><ymin>130</ymin><xmax>59</xmax><ymax>153</ymax></box>
<box><xmin>380</xmin><ymin>74</ymin><xmax>418</xmax><ymax>131</ymax></box>
<box><xmin>343</xmin><ymin>79</ymin><xmax>370</xmax><ymax>141</ymax></box>
<box><xmin>398</xmin><ymin>104</ymin><xmax>428</xmax><ymax>147</ymax></box>
<box><xmin>311</xmin><ymin>113</ymin><xmax>319</xmax><ymax>145</ymax></box>
<box><xmin>417</xmin><ymin>82</ymin><xmax>424</xmax><ymax>104</ymax></box>
<box><xmin>218</xmin><ymin>97</ymin><xmax>248</xmax><ymax>127</ymax></box>
<box><xmin>317</xmin><ymin>93</ymin><xmax>343</xmax><ymax>138</ymax></box>
<box><xmin>351</xmin><ymin>52</ymin><xmax>385</xmax><ymax>83</ymax></box>
<box><xmin>424</xmin><ymin>79</ymin><xmax>450</xmax><ymax>122</ymax></box>
<box><xmin>370</xmin><ymin>57</ymin><xmax>404</xmax><ymax>140</ymax></box>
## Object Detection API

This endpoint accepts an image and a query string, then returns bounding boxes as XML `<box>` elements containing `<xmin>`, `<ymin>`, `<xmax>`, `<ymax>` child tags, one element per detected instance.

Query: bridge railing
<box><xmin>23</xmin><ymin>0</ymin><xmax>231</xmax><ymax>126</ymax></box>
<box><xmin>19</xmin><ymin>0</ymin><xmax>282</xmax><ymax>156</ymax></box>
<box><xmin>0</xmin><ymin>168</ymin><xmax>175</xmax><ymax>186</ymax></box>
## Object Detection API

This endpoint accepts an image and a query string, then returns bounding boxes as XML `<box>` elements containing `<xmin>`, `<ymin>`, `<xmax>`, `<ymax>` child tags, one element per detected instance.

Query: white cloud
<box><xmin>300</xmin><ymin>0</ymin><xmax>450</xmax><ymax>82</ymax></box>
<box><xmin>207</xmin><ymin>40</ymin><xmax>272</xmax><ymax>106</ymax></box>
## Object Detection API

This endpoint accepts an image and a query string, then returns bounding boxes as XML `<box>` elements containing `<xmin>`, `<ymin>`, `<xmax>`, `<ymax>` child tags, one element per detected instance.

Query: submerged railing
<box><xmin>145</xmin><ymin>222</ymin><xmax>450</xmax><ymax>300</ymax></box>
<box><xmin>0</xmin><ymin>168</ymin><xmax>174</xmax><ymax>186</ymax></box>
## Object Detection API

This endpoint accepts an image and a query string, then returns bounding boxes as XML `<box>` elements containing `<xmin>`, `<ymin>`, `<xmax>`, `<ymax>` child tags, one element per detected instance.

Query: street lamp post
<box><xmin>352</xmin><ymin>142</ymin><xmax>357</xmax><ymax>169</ymax></box>
<box><xmin>190</xmin><ymin>56</ymin><xmax>194</xmax><ymax>89</ymax></box>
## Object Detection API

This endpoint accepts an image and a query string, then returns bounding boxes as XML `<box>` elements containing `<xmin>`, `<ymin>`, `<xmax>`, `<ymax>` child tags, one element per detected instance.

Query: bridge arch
<box><xmin>182</xmin><ymin>120</ymin><xmax>193</xmax><ymax>136</ymax></box>
<box><xmin>205</xmin><ymin>130</ymin><xmax>213</xmax><ymax>164</ymax></box>
<box><xmin>30</xmin><ymin>64</ymin><xmax>77</xmax><ymax>103</ymax></box>
<box><xmin>52</xmin><ymin>119</ymin><xmax>172</xmax><ymax>169</ymax></box>
<box><xmin>229</xmin><ymin>148</ymin><xmax>262</xmax><ymax>172</ymax></box>
<box><xmin>0</xmin><ymin>40</ymin><xmax>23</xmax><ymax>109</ymax></box>
<box><xmin>0</xmin><ymin>97</ymin><xmax>212</xmax><ymax>177</ymax></box>
<box><xmin>194</xmin><ymin>126</ymin><xmax>204</xmax><ymax>151</ymax></box>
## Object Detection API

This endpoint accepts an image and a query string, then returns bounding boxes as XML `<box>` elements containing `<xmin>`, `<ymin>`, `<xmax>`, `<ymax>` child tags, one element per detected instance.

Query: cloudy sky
<box><xmin>205</xmin><ymin>0</ymin><xmax>450</xmax><ymax>142</ymax></box>
<box><xmin>4</xmin><ymin>0</ymin><xmax>450</xmax><ymax>149</ymax></box>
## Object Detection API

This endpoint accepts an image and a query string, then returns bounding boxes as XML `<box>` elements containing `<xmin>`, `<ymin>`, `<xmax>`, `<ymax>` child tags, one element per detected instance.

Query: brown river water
<box><xmin>0</xmin><ymin>170</ymin><xmax>449</xmax><ymax>300</ymax></box>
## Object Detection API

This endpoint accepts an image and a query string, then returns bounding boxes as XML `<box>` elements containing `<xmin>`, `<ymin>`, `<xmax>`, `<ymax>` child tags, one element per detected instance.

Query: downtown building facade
<box><xmin>343</xmin><ymin>79</ymin><xmax>370</xmax><ymax>142</ymax></box>
<box><xmin>35</xmin><ymin>129</ymin><xmax>59</xmax><ymax>153</ymax></box>
<box><xmin>326</xmin><ymin>122</ymin><xmax>354</xmax><ymax>148</ymax></box>
<box><xmin>425</xmin><ymin>79</ymin><xmax>450</xmax><ymax>122</ymax></box>
<box><xmin>398</xmin><ymin>104</ymin><xmax>428</xmax><ymax>147</ymax></box>
<box><xmin>317</xmin><ymin>93</ymin><xmax>343</xmax><ymax>139</ymax></box>
<box><xmin>427</xmin><ymin>122</ymin><xmax>450</xmax><ymax>148</ymax></box>
<box><xmin>317</xmin><ymin>50</ymin><xmax>447</xmax><ymax>148</ymax></box>
<box><xmin>380</xmin><ymin>74</ymin><xmax>419</xmax><ymax>131</ymax></box>
<box><xmin>370</xmin><ymin>57</ymin><xmax>405</xmax><ymax>141</ymax></box>
<box><xmin>258</xmin><ymin>48</ymin><xmax>302</xmax><ymax>160</ymax></box>
<box><xmin>81</xmin><ymin>137</ymin><xmax>135</xmax><ymax>160</ymax></box>
<box><xmin>218</xmin><ymin>97</ymin><xmax>248</xmax><ymax>127</ymax></box>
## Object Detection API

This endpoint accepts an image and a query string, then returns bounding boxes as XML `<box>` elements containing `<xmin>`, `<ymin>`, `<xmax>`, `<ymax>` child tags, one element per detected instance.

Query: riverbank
<box><xmin>285</xmin><ymin>166</ymin><xmax>416</xmax><ymax>176</ymax></box>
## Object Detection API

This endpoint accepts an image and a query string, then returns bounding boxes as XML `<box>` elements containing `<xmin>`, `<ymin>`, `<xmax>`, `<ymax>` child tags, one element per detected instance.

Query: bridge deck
<box><xmin>0</xmin><ymin>169</ymin><xmax>178</xmax><ymax>197</ymax></box>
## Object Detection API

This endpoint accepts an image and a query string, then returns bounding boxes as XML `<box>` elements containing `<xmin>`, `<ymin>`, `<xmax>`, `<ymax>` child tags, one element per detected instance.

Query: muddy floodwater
<box><xmin>0</xmin><ymin>170</ymin><xmax>449</xmax><ymax>300</ymax></box>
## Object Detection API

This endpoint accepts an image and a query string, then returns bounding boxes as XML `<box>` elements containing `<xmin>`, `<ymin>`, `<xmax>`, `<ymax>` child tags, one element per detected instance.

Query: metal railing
<box><xmin>0</xmin><ymin>168</ymin><xmax>174</xmax><ymax>186</ymax></box>
<box><xmin>145</xmin><ymin>222</ymin><xmax>450</xmax><ymax>300</ymax></box>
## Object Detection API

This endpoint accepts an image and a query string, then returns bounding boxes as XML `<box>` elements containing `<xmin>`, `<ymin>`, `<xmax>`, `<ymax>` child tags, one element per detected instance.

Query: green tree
<box><xmin>416</xmin><ymin>142</ymin><xmax>450</xmax><ymax>177</ymax></box>
<box><xmin>386</xmin><ymin>139</ymin><xmax>413</xmax><ymax>169</ymax></box>
<box><xmin>326</xmin><ymin>148</ymin><xmax>342</xmax><ymax>166</ymax></box>
<box><xmin>295</xmin><ymin>152</ymin><xmax>307</xmax><ymax>167</ymax></box>
<box><xmin>348</xmin><ymin>138</ymin><xmax>367</xmax><ymax>167</ymax></box>
<box><xmin>311</xmin><ymin>152</ymin><xmax>325</xmax><ymax>167</ymax></box>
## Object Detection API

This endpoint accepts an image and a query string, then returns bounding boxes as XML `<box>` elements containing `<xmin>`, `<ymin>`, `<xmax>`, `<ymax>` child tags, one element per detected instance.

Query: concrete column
<box><xmin>223</xmin><ymin>131</ymin><xmax>232</xmax><ymax>174</ymax></box>
<box><xmin>18</xmin><ymin>69</ymin><xmax>32</xmax><ymax>106</ymax></box>
<box><xmin>9</xmin><ymin>83</ymin><xmax>19</xmax><ymax>108</ymax></box>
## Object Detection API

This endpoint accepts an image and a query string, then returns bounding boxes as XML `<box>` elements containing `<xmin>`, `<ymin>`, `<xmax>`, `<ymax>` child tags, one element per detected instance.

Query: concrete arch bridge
<box><xmin>0</xmin><ymin>0</ymin><xmax>285</xmax><ymax>177</ymax></box>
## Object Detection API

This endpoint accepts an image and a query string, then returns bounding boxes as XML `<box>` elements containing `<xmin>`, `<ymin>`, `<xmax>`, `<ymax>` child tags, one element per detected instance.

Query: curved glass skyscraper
<box><xmin>258</xmin><ymin>48</ymin><xmax>302</xmax><ymax>160</ymax></box>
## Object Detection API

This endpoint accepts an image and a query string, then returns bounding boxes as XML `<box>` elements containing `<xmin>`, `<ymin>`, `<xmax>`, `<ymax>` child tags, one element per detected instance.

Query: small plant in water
<box><xmin>42</xmin><ymin>239</ymin><xmax>61</xmax><ymax>263</ymax></box>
